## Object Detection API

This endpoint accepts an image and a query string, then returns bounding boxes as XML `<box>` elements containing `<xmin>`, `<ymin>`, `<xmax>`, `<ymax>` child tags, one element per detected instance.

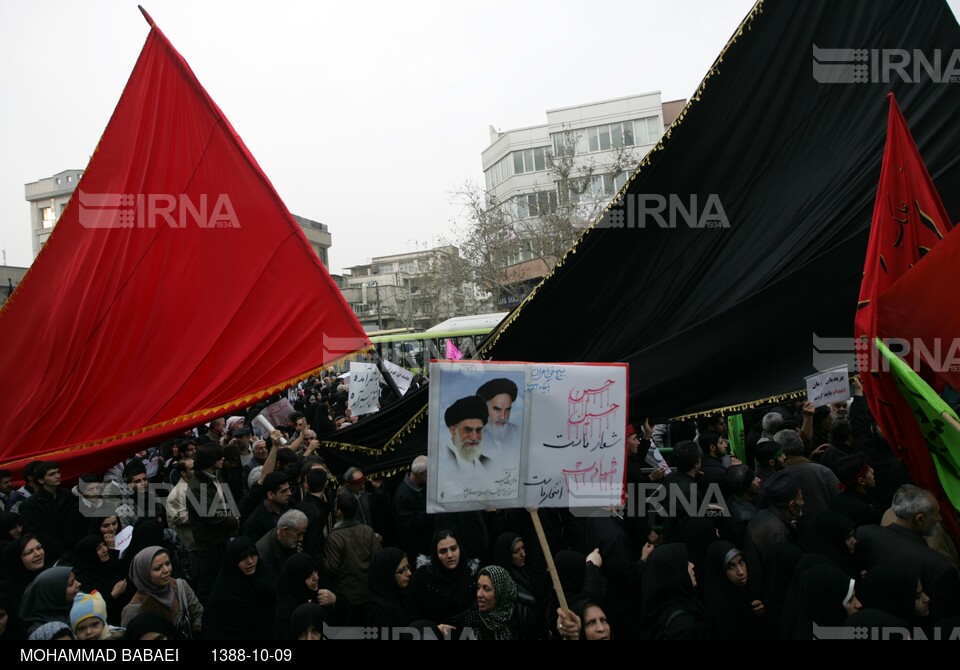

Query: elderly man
<box><xmin>256</xmin><ymin>509</ymin><xmax>309</xmax><ymax>581</ymax></box>
<box><xmin>443</xmin><ymin>395</ymin><xmax>491</xmax><ymax>471</ymax></box>
<box><xmin>476</xmin><ymin>378</ymin><xmax>521</xmax><ymax>461</ymax></box>
<box><xmin>394</xmin><ymin>455</ymin><xmax>431</xmax><ymax>557</ymax></box>
<box><xmin>857</xmin><ymin>485</ymin><xmax>960</xmax><ymax>622</ymax></box>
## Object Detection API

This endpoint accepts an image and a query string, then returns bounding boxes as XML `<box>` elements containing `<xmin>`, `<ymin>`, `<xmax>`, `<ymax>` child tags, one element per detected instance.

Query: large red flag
<box><xmin>0</xmin><ymin>9</ymin><xmax>368</xmax><ymax>479</ymax></box>
<box><xmin>876</xmin><ymin>226</ymin><xmax>960</xmax><ymax>392</ymax></box>
<box><xmin>855</xmin><ymin>93</ymin><xmax>958</xmax><ymax>526</ymax></box>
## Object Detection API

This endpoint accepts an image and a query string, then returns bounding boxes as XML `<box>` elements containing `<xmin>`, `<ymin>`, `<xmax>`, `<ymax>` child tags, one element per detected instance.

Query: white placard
<box><xmin>115</xmin><ymin>524</ymin><xmax>134</xmax><ymax>558</ymax></box>
<box><xmin>382</xmin><ymin>359</ymin><xmax>415</xmax><ymax>396</ymax></box>
<box><xmin>252</xmin><ymin>398</ymin><xmax>295</xmax><ymax>437</ymax></box>
<box><xmin>427</xmin><ymin>361</ymin><xmax>629</xmax><ymax>513</ymax></box>
<box><xmin>805</xmin><ymin>364</ymin><xmax>850</xmax><ymax>408</ymax></box>
<box><xmin>348</xmin><ymin>362</ymin><xmax>381</xmax><ymax>416</ymax></box>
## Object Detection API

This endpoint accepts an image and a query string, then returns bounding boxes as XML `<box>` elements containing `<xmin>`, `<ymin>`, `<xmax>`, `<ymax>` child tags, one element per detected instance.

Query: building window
<box><xmin>67</xmin><ymin>175</ymin><xmax>72</xmax><ymax>183</ymax></box>
<box><xmin>55</xmin><ymin>178</ymin><xmax>61</xmax><ymax>185</ymax></box>
<box><xmin>486</xmin><ymin>147</ymin><xmax>550</xmax><ymax>189</ymax></box>
<box><xmin>41</xmin><ymin>206</ymin><xmax>56</xmax><ymax>229</ymax></box>
<box><xmin>552</xmin><ymin>116</ymin><xmax>659</xmax><ymax>156</ymax></box>
<box><xmin>514</xmin><ymin>190</ymin><xmax>558</xmax><ymax>219</ymax></box>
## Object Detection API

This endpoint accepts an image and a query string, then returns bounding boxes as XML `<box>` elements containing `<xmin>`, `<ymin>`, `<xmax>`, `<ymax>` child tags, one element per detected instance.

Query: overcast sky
<box><xmin>6</xmin><ymin>1</ymin><xmax>946</xmax><ymax>274</ymax></box>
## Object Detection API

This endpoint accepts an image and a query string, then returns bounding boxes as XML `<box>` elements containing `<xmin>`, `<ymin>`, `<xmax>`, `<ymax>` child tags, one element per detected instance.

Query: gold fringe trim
<box><xmin>0</xmin><ymin>361</ymin><xmax>348</xmax><ymax>470</ymax></box>
<box><xmin>669</xmin><ymin>387</ymin><xmax>807</xmax><ymax>422</ymax></box>
<box><xmin>315</xmin><ymin>440</ymin><xmax>390</xmax><ymax>456</ymax></box>
<box><xmin>478</xmin><ymin>0</ymin><xmax>765</xmax><ymax>358</ymax></box>
<box><xmin>317</xmin><ymin>401</ymin><xmax>430</xmax><ymax>459</ymax></box>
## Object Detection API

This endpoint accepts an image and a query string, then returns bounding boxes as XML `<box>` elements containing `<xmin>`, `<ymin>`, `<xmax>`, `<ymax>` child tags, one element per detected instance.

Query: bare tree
<box><xmin>448</xmin><ymin>128</ymin><xmax>641</xmax><ymax>307</ymax></box>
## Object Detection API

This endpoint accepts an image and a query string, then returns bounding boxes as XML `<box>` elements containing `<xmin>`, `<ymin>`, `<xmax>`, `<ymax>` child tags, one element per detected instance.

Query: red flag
<box><xmin>877</xmin><ymin>226</ymin><xmax>960</xmax><ymax>391</ymax></box>
<box><xmin>855</xmin><ymin>93</ymin><xmax>958</xmax><ymax>528</ymax></box>
<box><xmin>0</xmin><ymin>9</ymin><xmax>368</xmax><ymax>479</ymax></box>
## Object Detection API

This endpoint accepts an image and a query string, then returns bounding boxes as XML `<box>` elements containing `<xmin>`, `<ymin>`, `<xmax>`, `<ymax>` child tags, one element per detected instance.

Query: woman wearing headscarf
<box><xmin>0</xmin><ymin>513</ymin><xmax>22</xmax><ymax>542</ymax></box>
<box><xmin>121</xmin><ymin>546</ymin><xmax>203</xmax><ymax>639</ymax></box>
<box><xmin>27</xmin><ymin>621</ymin><xmax>74</xmax><ymax>641</ymax></box>
<box><xmin>759</xmin><ymin>542</ymin><xmax>804</xmax><ymax>638</ymax></box>
<box><xmin>453</xmin><ymin>565</ymin><xmax>518</xmax><ymax>640</ymax></box>
<box><xmin>570</xmin><ymin>600</ymin><xmax>612</xmax><ymax>640</ymax></box>
<box><xmin>409</xmin><ymin>530</ymin><xmax>479</xmax><ymax>626</ymax></box>
<box><xmin>492</xmin><ymin>532</ymin><xmax>548</xmax><ymax>638</ymax></box>
<box><xmin>812</xmin><ymin>511</ymin><xmax>860</xmax><ymax>579</ymax></box>
<box><xmin>0</xmin><ymin>534</ymin><xmax>52</xmax><ymax>623</ymax></box>
<box><xmin>70</xmin><ymin>535</ymin><xmax>130</xmax><ymax>625</ymax></box>
<box><xmin>123</xmin><ymin>611</ymin><xmax>179</xmax><ymax>641</ymax></box>
<box><xmin>89</xmin><ymin>513</ymin><xmax>124</xmax><ymax>561</ymax></box>
<box><xmin>638</xmin><ymin>544</ymin><xmax>709</xmax><ymax>640</ymax></box>
<box><xmin>785</xmin><ymin>563</ymin><xmax>862</xmax><ymax>639</ymax></box>
<box><xmin>679</xmin><ymin>518</ymin><xmax>719</xmax><ymax>593</ymax></box>
<box><xmin>291</xmin><ymin>603</ymin><xmax>325</xmax><ymax>640</ymax></box>
<box><xmin>274</xmin><ymin>553</ymin><xmax>341</xmax><ymax>639</ymax></box>
<box><xmin>19</xmin><ymin>566</ymin><xmax>82</xmax><ymax>636</ymax></box>
<box><xmin>366</xmin><ymin>547</ymin><xmax>418</xmax><ymax>628</ymax></box>
<box><xmin>547</xmin><ymin>549</ymin><xmax>605</xmax><ymax>633</ymax></box>
<box><xmin>858</xmin><ymin>564</ymin><xmax>930</xmax><ymax>626</ymax></box>
<box><xmin>202</xmin><ymin>537</ymin><xmax>276</xmax><ymax>640</ymax></box>
<box><xmin>0</xmin><ymin>590</ymin><xmax>24</xmax><ymax>640</ymax></box>
<box><xmin>702</xmin><ymin>541</ymin><xmax>765</xmax><ymax>639</ymax></box>
<box><xmin>122</xmin><ymin>519</ymin><xmax>192</xmax><ymax>587</ymax></box>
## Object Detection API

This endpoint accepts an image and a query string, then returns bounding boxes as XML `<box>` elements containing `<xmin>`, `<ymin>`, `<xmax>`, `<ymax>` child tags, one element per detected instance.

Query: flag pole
<box><xmin>529</xmin><ymin>508</ymin><xmax>569</xmax><ymax>613</ymax></box>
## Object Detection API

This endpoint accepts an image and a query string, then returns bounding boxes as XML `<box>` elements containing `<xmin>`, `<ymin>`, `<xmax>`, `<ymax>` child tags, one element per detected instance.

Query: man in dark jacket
<box><xmin>829</xmin><ymin>452</ymin><xmax>882</xmax><ymax>527</ymax></box>
<box><xmin>393</xmin><ymin>456</ymin><xmax>431</xmax><ymax>558</ymax></box>
<box><xmin>744</xmin><ymin>469</ymin><xmax>804</xmax><ymax>597</ymax></box>
<box><xmin>323</xmin><ymin>491</ymin><xmax>381</xmax><ymax>624</ymax></box>
<box><xmin>660</xmin><ymin>440</ymin><xmax>703</xmax><ymax>542</ymax></box>
<box><xmin>856</xmin><ymin>485</ymin><xmax>960</xmax><ymax>622</ymax></box>
<box><xmin>187</xmin><ymin>443</ymin><xmax>240</xmax><ymax>600</ymax></box>
<box><xmin>19</xmin><ymin>461</ymin><xmax>83</xmax><ymax>559</ymax></box>
<box><xmin>242</xmin><ymin>472</ymin><xmax>291</xmax><ymax>541</ymax></box>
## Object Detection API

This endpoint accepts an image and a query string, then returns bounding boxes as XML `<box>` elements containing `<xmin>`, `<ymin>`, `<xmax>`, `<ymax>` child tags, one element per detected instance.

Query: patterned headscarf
<box><xmin>467</xmin><ymin>565</ymin><xmax>517</xmax><ymax>641</ymax></box>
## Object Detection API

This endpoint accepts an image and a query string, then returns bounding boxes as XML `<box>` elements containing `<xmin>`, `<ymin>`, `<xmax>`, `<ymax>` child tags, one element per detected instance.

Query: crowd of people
<box><xmin>0</xmin><ymin>373</ymin><xmax>958</xmax><ymax>641</ymax></box>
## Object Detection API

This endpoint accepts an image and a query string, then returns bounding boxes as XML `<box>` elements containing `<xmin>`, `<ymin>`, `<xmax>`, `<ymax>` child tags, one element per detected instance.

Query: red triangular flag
<box><xmin>0</xmin><ymin>10</ymin><xmax>368</xmax><ymax>479</ymax></box>
<box><xmin>855</xmin><ymin>93</ymin><xmax>959</xmax><ymax>537</ymax></box>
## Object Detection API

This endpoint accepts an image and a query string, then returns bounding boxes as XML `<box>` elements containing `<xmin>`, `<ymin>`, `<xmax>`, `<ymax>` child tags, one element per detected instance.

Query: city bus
<box><xmin>367</xmin><ymin>312</ymin><xmax>508</xmax><ymax>373</ymax></box>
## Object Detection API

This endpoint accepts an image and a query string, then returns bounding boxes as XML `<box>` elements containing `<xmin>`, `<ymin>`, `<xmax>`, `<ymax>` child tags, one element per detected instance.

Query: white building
<box><xmin>339</xmin><ymin>246</ymin><xmax>481</xmax><ymax>332</ymax></box>
<box><xmin>24</xmin><ymin>170</ymin><xmax>332</xmax><ymax>265</ymax></box>
<box><xmin>480</xmin><ymin>92</ymin><xmax>683</xmax><ymax>308</ymax></box>
<box><xmin>25</xmin><ymin>169</ymin><xmax>84</xmax><ymax>258</ymax></box>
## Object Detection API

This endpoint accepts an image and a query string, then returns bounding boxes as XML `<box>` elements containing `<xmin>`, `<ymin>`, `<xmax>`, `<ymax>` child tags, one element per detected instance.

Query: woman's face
<box><xmin>436</xmin><ymin>537</ymin><xmax>460</xmax><ymax>571</ymax></box>
<box><xmin>394</xmin><ymin>557</ymin><xmax>411</xmax><ymax>589</ymax></box>
<box><xmin>100</xmin><ymin>517</ymin><xmax>118</xmax><ymax>536</ymax></box>
<box><xmin>237</xmin><ymin>554</ymin><xmax>258</xmax><ymax>577</ymax></box>
<box><xmin>66</xmin><ymin>572</ymin><xmax>81</xmax><ymax>601</ymax></box>
<box><xmin>8</xmin><ymin>523</ymin><xmax>22</xmax><ymax>541</ymax></box>
<box><xmin>476</xmin><ymin>574</ymin><xmax>496</xmax><ymax>613</ymax></box>
<box><xmin>149</xmin><ymin>553</ymin><xmax>172</xmax><ymax>588</ymax></box>
<box><xmin>21</xmin><ymin>538</ymin><xmax>45</xmax><ymax>571</ymax></box>
<box><xmin>0</xmin><ymin>608</ymin><xmax>7</xmax><ymax>637</ymax></box>
<box><xmin>915</xmin><ymin>580</ymin><xmax>931</xmax><ymax>617</ymax></box>
<box><xmin>844</xmin><ymin>589</ymin><xmax>862</xmax><ymax>616</ymax></box>
<box><xmin>305</xmin><ymin>570</ymin><xmax>319</xmax><ymax>592</ymax></box>
<box><xmin>687</xmin><ymin>561</ymin><xmax>697</xmax><ymax>588</ymax></box>
<box><xmin>724</xmin><ymin>553</ymin><xmax>748</xmax><ymax>587</ymax></box>
<box><xmin>582</xmin><ymin>605</ymin><xmax>610</xmax><ymax>640</ymax></box>
<box><xmin>299</xmin><ymin>626</ymin><xmax>321</xmax><ymax>640</ymax></box>
<box><xmin>845</xmin><ymin>530</ymin><xmax>857</xmax><ymax>554</ymax></box>
<box><xmin>139</xmin><ymin>632</ymin><xmax>167</xmax><ymax>640</ymax></box>
<box><xmin>511</xmin><ymin>540</ymin><xmax>526</xmax><ymax>569</ymax></box>
<box><xmin>96</xmin><ymin>542</ymin><xmax>109</xmax><ymax>563</ymax></box>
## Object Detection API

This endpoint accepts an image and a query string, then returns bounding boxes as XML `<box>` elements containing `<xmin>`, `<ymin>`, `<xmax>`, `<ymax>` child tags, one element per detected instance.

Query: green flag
<box><xmin>876</xmin><ymin>338</ymin><xmax>960</xmax><ymax>509</ymax></box>
<box><xmin>727</xmin><ymin>414</ymin><xmax>745</xmax><ymax>464</ymax></box>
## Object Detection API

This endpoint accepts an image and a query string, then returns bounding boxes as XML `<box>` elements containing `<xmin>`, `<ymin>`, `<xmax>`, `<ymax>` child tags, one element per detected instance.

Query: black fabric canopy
<box><xmin>321</xmin><ymin>0</ymin><xmax>960</xmax><ymax>477</ymax></box>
